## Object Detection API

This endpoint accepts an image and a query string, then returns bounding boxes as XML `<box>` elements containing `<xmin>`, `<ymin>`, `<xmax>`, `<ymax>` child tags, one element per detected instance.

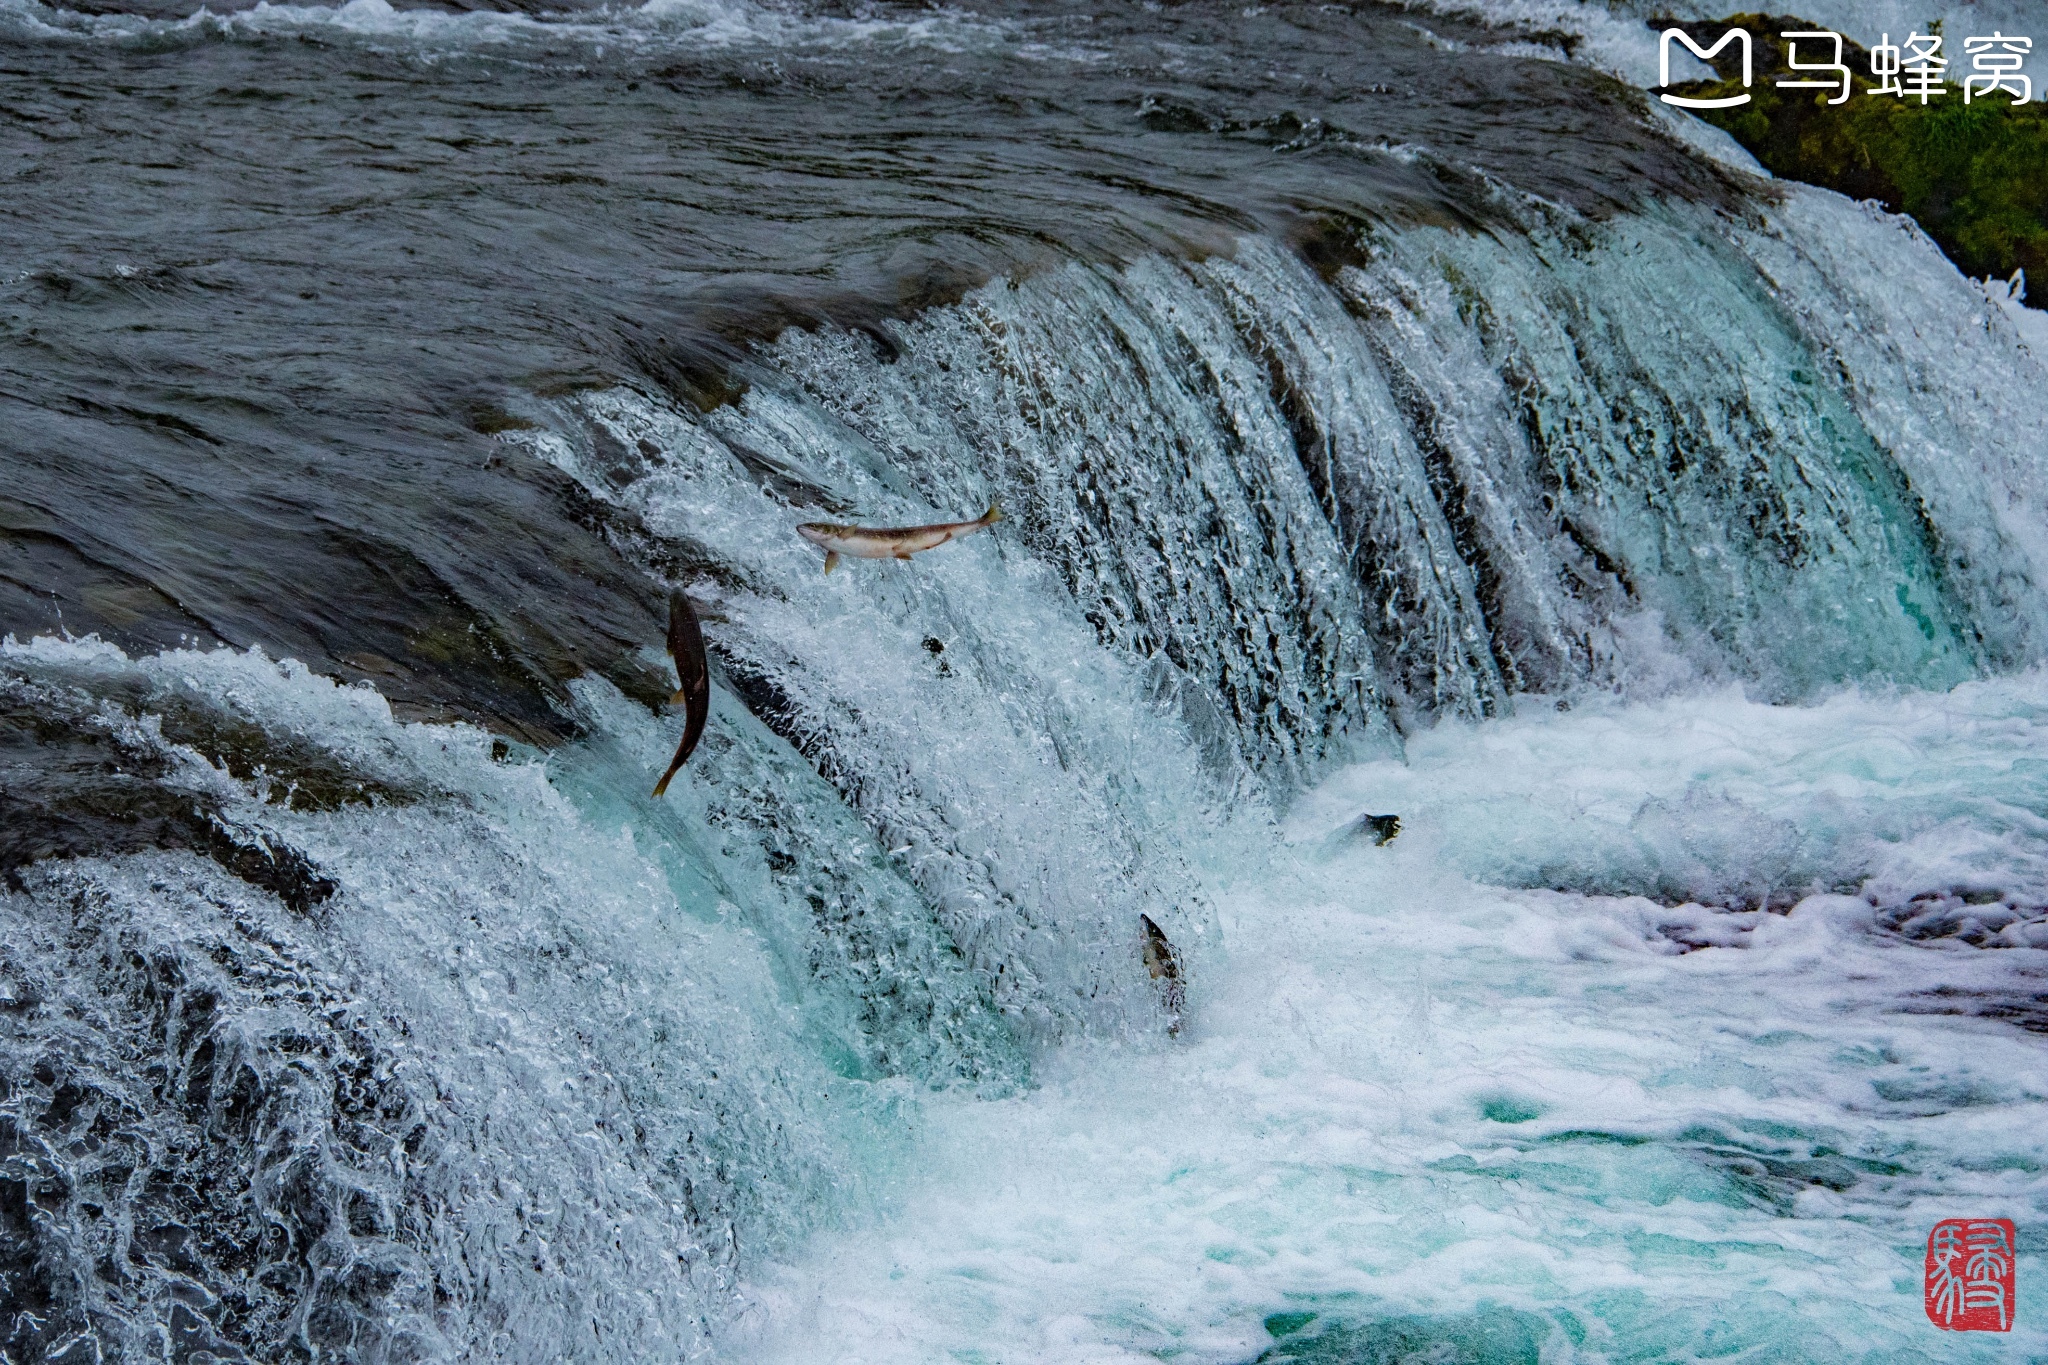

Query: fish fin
<box><xmin>653</xmin><ymin>745</ymin><xmax>691</xmax><ymax>797</ymax></box>
<box><xmin>672</xmin><ymin>689</ymin><xmax>688</xmax><ymax>705</ymax></box>
<box><xmin>983</xmin><ymin>501</ymin><xmax>1002</xmax><ymax>524</ymax></box>
<box><xmin>823</xmin><ymin>550</ymin><xmax>839</xmax><ymax>575</ymax></box>
<box><xmin>895</xmin><ymin>549</ymin><xmax>916</xmax><ymax>560</ymax></box>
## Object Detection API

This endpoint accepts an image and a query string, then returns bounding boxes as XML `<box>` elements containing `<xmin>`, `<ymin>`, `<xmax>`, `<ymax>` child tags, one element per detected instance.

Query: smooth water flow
<box><xmin>4</xmin><ymin>0</ymin><xmax>2047</xmax><ymax>1360</ymax></box>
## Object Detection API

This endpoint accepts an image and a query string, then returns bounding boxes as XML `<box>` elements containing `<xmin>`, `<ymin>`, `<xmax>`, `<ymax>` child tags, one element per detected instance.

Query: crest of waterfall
<box><xmin>1341</xmin><ymin>197</ymin><xmax>1986</xmax><ymax>698</ymax></box>
<box><xmin>526</xmin><ymin>190</ymin><xmax>2011</xmax><ymax>786</ymax></box>
<box><xmin>1735</xmin><ymin>187</ymin><xmax>2048</xmax><ymax>669</ymax></box>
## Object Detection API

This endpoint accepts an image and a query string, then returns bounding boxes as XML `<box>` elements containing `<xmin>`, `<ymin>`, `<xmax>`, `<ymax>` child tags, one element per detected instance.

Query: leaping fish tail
<box><xmin>981</xmin><ymin>502</ymin><xmax>1002</xmax><ymax>525</ymax></box>
<box><xmin>652</xmin><ymin>743</ymin><xmax>691</xmax><ymax>797</ymax></box>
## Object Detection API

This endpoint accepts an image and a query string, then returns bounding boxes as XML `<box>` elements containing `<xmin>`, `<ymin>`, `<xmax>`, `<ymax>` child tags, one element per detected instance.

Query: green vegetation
<box><xmin>1662</xmin><ymin>13</ymin><xmax>2048</xmax><ymax>298</ymax></box>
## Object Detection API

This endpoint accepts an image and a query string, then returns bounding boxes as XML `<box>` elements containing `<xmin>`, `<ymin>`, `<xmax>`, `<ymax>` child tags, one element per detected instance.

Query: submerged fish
<box><xmin>796</xmin><ymin>503</ymin><xmax>1001</xmax><ymax>574</ymax></box>
<box><xmin>652</xmin><ymin>590</ymin><xmax>710</xmax><ymax>798</ymax></box>
<box><xmin>1139</xmin><ymin>912</ymin><xmax>1185</xmax><ymax>1036</ymax></box>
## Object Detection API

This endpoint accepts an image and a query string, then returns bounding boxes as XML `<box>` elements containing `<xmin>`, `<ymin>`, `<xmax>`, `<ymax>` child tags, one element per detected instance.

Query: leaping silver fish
<box><xmin>796</xmin><ymin>503</ymin><xmax>1001</xmax><ymax>574</ymax></box>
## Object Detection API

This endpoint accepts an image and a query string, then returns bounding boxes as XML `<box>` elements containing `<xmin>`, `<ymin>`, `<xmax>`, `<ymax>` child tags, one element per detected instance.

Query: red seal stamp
<box><xmin>1925</xmin><ymin>1218</ymin><xmax>2016</xmax><ymax>1332</ymax></box>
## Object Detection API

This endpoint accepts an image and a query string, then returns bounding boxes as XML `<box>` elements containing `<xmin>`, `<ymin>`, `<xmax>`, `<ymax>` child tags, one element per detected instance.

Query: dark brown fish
<box><xmin>1139</xmin><ymin>912</ymin><xmax>1185</xmax><ymax>1035</ymax></box>
<box><xmin>1355</xmin><ymin>813</ymin><xmax>1401</xmax><ymax>846</ymax></box>
<box><xmin>652</xmin><ymin>590</ymin><xmax>709</xmax><ymax>797</ymax></box>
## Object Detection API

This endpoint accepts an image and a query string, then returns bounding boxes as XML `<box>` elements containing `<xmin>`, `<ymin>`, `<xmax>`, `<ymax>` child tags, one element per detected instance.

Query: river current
<box><xmin>3</xmin><ymin>0</ymin><xmax>2047</xmax><ymax>1360</ymax></box>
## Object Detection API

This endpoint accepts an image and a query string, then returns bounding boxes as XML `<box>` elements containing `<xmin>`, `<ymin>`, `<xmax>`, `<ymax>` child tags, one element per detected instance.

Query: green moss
<box><xmin>1662</xmin><ymin>14</ymin><xmax>2048</xmax><ymax>296</ymax></box>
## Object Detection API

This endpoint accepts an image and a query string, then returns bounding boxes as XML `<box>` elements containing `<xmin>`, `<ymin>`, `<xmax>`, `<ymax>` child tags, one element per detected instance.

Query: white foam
<box><xmin>1737</xmin><ymin>185</ymin><xmax>2048</xmax><ymax>672</ymax></box>
<box><xmin>0</xmin><ymin>0</ymin><xmax>1038</xmax><ymax>58</ymax></box>
<box><xmin>0</xmin><ymin>634</ymin><xmax>898</xmax><ymax>1360</ymax></box>
<box><xmin>1982</xmin><ymin>269</ymin><xmax>2048</xmax><ymax>375</ymax></box>
<box><xmin>1295</xmin><ymin>670</ymin><xmax>2048</xmax><ymax>911</ymax></box>
<box><xmin>724</xmin><ymin>677</ymin><xmax>2048</xmax><ymax>1362</ymax></box>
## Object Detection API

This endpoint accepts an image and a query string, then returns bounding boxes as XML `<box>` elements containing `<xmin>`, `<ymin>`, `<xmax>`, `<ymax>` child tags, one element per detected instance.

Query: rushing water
<box><xmin>3</xmin><ymin>0</ymin><xmax>2047</xmax><ymax>1360</ymax></box>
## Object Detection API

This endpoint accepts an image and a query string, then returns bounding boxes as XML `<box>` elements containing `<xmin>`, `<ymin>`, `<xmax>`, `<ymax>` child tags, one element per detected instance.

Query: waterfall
<box><xmin>528</xmin><ymin>184</ymin><xmax>2040</xmax><ymax>772</ymax></box>
<box><xmin>7</xmin><ymin>171</ymin><xmax>2048</xmax><ymax>1361</ymax></box>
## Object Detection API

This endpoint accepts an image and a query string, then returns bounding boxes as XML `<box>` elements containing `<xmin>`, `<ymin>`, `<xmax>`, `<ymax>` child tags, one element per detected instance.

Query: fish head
<box><xmin>795</xmin><ymin>523</ymin><xmax>836</xmax><ymax>548</ymax></box>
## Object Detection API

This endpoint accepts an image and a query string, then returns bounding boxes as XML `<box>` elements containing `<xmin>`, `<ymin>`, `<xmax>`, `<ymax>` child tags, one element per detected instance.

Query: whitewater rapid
<box><xmin>728</xmin><ymin>679</ymin><xmax>2048</xmax><ymax>1364</ymax></box>
<box><xmin>16</xmin><ymin>630</ymin><xmax>2043</xmax><ymax>1362</ymax></box>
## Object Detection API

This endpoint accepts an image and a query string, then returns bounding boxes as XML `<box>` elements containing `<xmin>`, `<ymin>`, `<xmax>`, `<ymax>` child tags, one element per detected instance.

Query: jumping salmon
<box><xmin>652</xmin><ymin>590</ymin><xmax>709</xmax><ymax>798</ymax></box>
<box><xmin>796</xmin><ymin>503</ymin><xmax>1001</xmax><ymax>574</ymax></box>
<box><xmin>1139</xmin><ymin>913</ymin><xmax>1185</xmax><ymax>1036</ymax></box>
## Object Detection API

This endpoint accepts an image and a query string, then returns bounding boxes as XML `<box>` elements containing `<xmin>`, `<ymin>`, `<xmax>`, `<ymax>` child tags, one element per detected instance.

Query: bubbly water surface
<box><xmin>733</xmin><ymin>678</ymin><xmax>2048</xmax><ymax>1364</ymax></box>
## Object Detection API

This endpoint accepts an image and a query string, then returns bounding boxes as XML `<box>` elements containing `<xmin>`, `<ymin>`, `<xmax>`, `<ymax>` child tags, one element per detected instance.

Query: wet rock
<box><xmin>0</xmin><ymin>673</ymin><xmax>362</xmax><ymax>910</ymax></box>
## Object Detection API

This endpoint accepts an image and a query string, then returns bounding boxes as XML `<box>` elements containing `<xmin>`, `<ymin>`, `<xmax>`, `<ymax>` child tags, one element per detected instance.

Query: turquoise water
<box><xmin>721</xmin><ymin>677</ymin><xmax>2048</xmax><ymax>1361</ymax></box>
<box><xmin>5</xmin><ymin>0</ymin><xmax>2048</xmax><ymax>1357</ymax></box>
